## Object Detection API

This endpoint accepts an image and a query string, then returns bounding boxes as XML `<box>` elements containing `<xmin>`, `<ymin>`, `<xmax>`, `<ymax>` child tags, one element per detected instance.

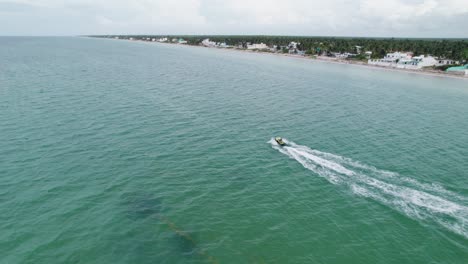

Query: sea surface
<box><xmin>1</xmin><ymin>37</ymin><xmax>467</xmax><ymax>263</ymax></box>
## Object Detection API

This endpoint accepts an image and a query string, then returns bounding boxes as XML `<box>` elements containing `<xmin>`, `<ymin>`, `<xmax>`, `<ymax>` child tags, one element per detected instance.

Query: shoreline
<box><xmin>95</xmin><ymin>37</ymin><xmax>468</xmax><ymax>81</ymax></box>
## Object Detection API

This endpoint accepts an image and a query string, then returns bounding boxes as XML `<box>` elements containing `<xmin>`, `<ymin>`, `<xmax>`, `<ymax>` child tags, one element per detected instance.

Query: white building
<box><xmin>368</xmin><ymin>52</ymin><xmax>413</xmax><ymax>67</ymax></box>
<box><xmin>218</xmin><ymin>42</ymin><xmax>232</xmax><ymax>48</ymax></box>
<box><xmin>288</xmin><ymin>42</ymin><xmax>299</xmax><ymax>49</ymax></box>
<box><xmin>334</xmin><ymin>52</ymin><xmax>356</xmax><ymax>59</ymax></box>
<box><xmin>178</xmin><ymin>39</ymin><xmax>188</xmax><ymax>44</ymax></box>
<box><xmin>369</xmin><ymin>52</ymin><xmax>440</xmax><ymax>69</ymax></box>
<box><xmin>202</xmin><ymin>38</ymin><xmax>217</xmax><ymax>47</ymax></box>
<box><xmin>436</xmin><ymin>59</ymin><xmax>457</xmax><ymax>66</ymax></box>
<box><xmin>247</xmin><ymin>43</ymin><xmax>269</xmax><ymax>50</ymax></box>
<box><xmin>287</xmin><ymin>41</ymin><xmax>302</xmax><ymax>53</ymax></box>
<box><xmin>396</xmin><ymin>55</ymin><xmax>438</xmax><ymax>69</ymax></box>
<box><xmin>158</xmin><ymin>37</ymin><xmax>168</xmax><ymax>42</ymax></box>
<box><xmin>270</xmin><ymin>45</ymin><xmax>279</xmax><ymax>52</ymax></box>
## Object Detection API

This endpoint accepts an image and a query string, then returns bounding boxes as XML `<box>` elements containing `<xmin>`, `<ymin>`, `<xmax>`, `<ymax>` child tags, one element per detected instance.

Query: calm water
<box><xmin>1</xmin><ymin>37</ymin><xmax>467</xmax><ymax>263</ymax></box>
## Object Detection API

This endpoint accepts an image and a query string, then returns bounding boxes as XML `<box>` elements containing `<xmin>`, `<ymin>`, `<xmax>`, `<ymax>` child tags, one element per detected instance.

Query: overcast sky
<box><xmin>0</xmin><ymin>0</ymin><xmax>467</xmax><ymax>37</ymax></box>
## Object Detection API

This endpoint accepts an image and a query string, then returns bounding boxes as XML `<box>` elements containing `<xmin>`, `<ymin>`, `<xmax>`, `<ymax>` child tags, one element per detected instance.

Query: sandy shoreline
<box><xmin>97</xmin><ymin>37</ymin><xmax>468</xmax><ymax>81</ymax></box>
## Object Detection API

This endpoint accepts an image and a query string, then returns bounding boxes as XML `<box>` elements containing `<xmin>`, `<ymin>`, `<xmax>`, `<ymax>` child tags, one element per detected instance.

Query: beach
<box><xmin>106</xmin><ymin>37</ymin><xmax>468</xmax><ymax>80</ymax></box>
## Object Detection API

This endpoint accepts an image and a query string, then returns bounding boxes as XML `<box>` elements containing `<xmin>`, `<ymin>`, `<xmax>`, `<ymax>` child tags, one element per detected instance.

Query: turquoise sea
<box><xmin>1</xmin><ymin>37</ymin><xmax>467</xmax><ymax>263</ymax></box>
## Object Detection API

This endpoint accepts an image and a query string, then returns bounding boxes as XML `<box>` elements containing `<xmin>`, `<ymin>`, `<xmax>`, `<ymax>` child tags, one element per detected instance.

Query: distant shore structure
<box><xmin>368</xmin><ymin>52</ymin><xmax>459</xmax><ymax>70</ymax></box>
<box><xmin>95</xmin><ymin>35</ymin><xmax>468</xmax><ymax>77</ymax></box>
<box><xmin>247</xmin><ymin>43</ymin><xmax>268</xmax><ymax>50</ymax></box>
<box><xmin>446</xmin><ymin>64</ymin><xmax>468</xmax><ymax>75</ymax></box>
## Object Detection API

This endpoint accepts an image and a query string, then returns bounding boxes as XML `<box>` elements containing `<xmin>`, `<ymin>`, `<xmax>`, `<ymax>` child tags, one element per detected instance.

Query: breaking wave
<box><xmin>269</xmin><ymin>138</ymin><xmax>468</xmax><ymax>239</ymax></box>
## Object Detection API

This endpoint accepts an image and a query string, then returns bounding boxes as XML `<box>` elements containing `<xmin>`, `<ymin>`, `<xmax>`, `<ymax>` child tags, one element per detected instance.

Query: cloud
<box><xmin>0</xmin><ymin>0</ymin><xmax>466</xmax><ymax>37</ymax></box>
<box><xmin>96</xmin><ymin>15</ymin><xmax>113</xmax><ymax>26</ymax></box>
<box><xmin>359</xmin><ymin>0</ymin><xmax>468</xmax><ymax>19</ymax></box>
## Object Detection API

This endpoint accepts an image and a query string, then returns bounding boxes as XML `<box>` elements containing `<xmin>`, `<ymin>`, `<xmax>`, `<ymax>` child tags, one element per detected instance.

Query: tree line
<box><xmin>94</xmin><ymin>35</ymin><xmax>468</xmax><ymax>62</ymax></box>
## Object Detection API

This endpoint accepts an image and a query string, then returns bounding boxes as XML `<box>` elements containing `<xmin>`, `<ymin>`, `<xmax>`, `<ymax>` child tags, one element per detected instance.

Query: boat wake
<box><xmin>269</xmin><ymin>138</ymin><xmax>468</xmax><ymax>239</ymax></box>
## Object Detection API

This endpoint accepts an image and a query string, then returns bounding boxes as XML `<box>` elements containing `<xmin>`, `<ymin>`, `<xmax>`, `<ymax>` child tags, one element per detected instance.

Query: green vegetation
<box><xmin>94</xmin><ymin>35</ymin><xmax>468</xmax><ymax>61</ymax></box>
<box><xmin>434</xmin><ymin>64</ymin><xmax>460</xmax><ymax>71</ymax></box>
<box><xmin>349</xmin><ymin>54</ymin><xmax>368</xmax><ymax>61</ymax></box>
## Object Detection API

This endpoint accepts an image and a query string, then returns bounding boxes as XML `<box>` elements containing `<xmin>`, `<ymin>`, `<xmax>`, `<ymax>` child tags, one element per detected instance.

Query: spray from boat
<box><xmin>269</xmin><ymin>138</ymin><xmax>468</xmax><ymax>239</ymax></box>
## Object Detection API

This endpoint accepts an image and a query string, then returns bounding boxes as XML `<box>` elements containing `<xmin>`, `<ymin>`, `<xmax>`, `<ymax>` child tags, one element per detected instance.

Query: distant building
<box><xmin>247</xmin><ymin>43</ymin><xmax>269</xmax><ymax>50</ymax></box>
<box><xmin>333</xmin><ymin>52</ymin><xmax>356</xmax><ymax>59</ymax></box>
<box><xmin>396</xmin><ymin>55</ymin><xmax>438</xmax><ymax>69</ymax></box>
<box><xmin>202</xmin><ymin>38</ymin><xmax>217</xmax><ymax>47</ymax></box>
<box><xmin>368</xmin><ymin>52</ymin><xmax>413</xmax><ymax>67</ymax></box>
<box><xmin>436</xmin><ymin>59</ymin><xmax>457</xmax><ymax>66</ymax></box>
<box><xmin>446</xmin><ymin>64</ymin><xmax>468</xmax><ymax>75</ymax></box>
<box><xmin>287</xmin><ymin>42</ymin><xmax>301</xmax><ymax>54</ymax></box>
<box><xmin>364</xmin><ymin>51</ymin><xmax>372</xmax><ymax>59</ymax></box>
<box><xmin>178</xmin><ymin>39</ymin><xmax>188</xmax><ymax>44</ymax></box>
<box><xmin>218</xmin><ymin>42</ymin><xmax>232</xmax><ymax>48</ymax></box>
<box><xmin>288</xmin><ymin>42</ymin><xmax>299</xmax><ymax>50</ymax></box>
<box><xmin>368</xmin><ymin>52</ymin><xmax>442</xmax><ymax>69</ymax></box>
<box><xmin>158</xmin><ymin>37</ymin><xmax>168</xmax><ymax>42</ymax></box>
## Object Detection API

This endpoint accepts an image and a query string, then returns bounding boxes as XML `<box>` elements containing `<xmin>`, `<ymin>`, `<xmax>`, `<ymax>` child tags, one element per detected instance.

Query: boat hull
<box><xmin>275</xmin><ymin>138</ymin><xmax>286</xmax><ymax>146</ymax></box>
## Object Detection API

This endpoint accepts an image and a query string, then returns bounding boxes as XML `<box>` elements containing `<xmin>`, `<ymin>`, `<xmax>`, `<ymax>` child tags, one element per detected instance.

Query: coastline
<box><xmin>95</xmin><ymin>37</ymin><xmax>468</xmax><ymax>81</ymax></box>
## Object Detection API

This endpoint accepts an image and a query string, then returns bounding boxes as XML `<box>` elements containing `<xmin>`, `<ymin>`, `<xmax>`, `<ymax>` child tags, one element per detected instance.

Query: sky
<box><xmin>0</xmin><ymin>0</ymin><xmax>467</xmax><ymax>37</ymax></box>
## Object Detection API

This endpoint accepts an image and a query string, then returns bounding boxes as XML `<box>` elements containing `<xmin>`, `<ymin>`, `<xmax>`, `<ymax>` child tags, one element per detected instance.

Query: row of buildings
<box><xmin>201</xmin><ymin>39</ymin><xmax>304</xmax><ymax>55</ymax></box>
<box><xmin>368</xmin><ymin>52</ymin><xmax>459</xmax><ymax>69</ymax></box>
<box><xmin>120</xmin><ymin>36</ymin><xmax>189</xmax><ymax>44</ymax></box>
<box><xmin>201</xmin><ymin>38</ymin><xmax>230</xmax><ymax>48</ymax></box>
<box><xmin>202</xmin><ymin>38</ymin><xmax>270</xmax><ymax>50</ymax></box>
<box><xmin>201</xmin><ymin>39</ymin><xmax>375</xmax><ymax>58</ymax></box>
<box><xmin>200</xmin><ymin>38</ymin><xmax>467</xmax><ymax>75</ymax></box>
<box><xmin>150</xmin><ymin>37</ymin><xmax>188</xmax><ymax>44</ymax></box>
<box><xmin>116</xmin><ymin>36</ymin><xmax>467</xmax><ymax>75</ymax></box>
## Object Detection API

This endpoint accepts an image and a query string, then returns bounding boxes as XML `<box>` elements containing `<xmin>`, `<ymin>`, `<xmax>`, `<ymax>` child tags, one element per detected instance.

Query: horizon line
<box><xmin>1</xmin><ymin>34</ymin><xmax>468</xmax><ymax>40</ymax></box>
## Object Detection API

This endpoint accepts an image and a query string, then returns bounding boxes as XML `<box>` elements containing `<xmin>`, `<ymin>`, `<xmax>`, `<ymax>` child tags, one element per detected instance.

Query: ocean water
<box><xmin>1</xmin><ymin>37</ymin><xmax>467</xmax><ymax>263</ymax></box>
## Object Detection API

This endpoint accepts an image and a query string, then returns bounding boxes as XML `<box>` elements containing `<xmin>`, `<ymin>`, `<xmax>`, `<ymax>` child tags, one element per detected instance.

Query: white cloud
<box><xmin>0</xmin><ymin>0</ymin><xmax>466</xmax><ymax>36</ymax></box>
<box><xmin>359</xmin><ymin>0</ymin><xmax>468</xmax><ymax>18</ymax></box>
<box><xmin>96</xmin><ymin>15</ymin><xmax>113</xmax><ymax>26</ymax></box>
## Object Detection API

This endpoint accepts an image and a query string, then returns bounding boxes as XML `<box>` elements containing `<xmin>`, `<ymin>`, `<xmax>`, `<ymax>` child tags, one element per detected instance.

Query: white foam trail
<box><xmin>269</xmin><ymin>138</ymin><xmax>468</xmax><ymax>239</ymax></box>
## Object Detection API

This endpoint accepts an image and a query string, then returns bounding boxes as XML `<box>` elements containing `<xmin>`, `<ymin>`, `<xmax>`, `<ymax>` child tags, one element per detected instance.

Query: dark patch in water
<box><xmin>167</xmin><ymin>228</ymin><xmax>218</xmax><ymax>264</ymax></box>
<box><xmin>160</xmin><ymin>215</ymin><xmax>218</xmax><ymax>263</ymax></box>
<box><xmin>122</xmin><ymin>192</ymin><xmax>163</xmax><ymax>220</ymax></box>
<box><xmin>121</xmin><ymin>193</ymin><xmax>218</xmax><ymax>263</ymax></box>
<box><xmin>170</xmin><ymin>230</ymin><xmax>198</xmax><ymax>256</ymax></box>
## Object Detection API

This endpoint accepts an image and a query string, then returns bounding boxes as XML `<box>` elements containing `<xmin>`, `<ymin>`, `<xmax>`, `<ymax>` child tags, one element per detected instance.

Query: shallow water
<box><xmin>1</xmin><ymin>37</ymin><xmax>467</xmax><ymax>263</ymax></box>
